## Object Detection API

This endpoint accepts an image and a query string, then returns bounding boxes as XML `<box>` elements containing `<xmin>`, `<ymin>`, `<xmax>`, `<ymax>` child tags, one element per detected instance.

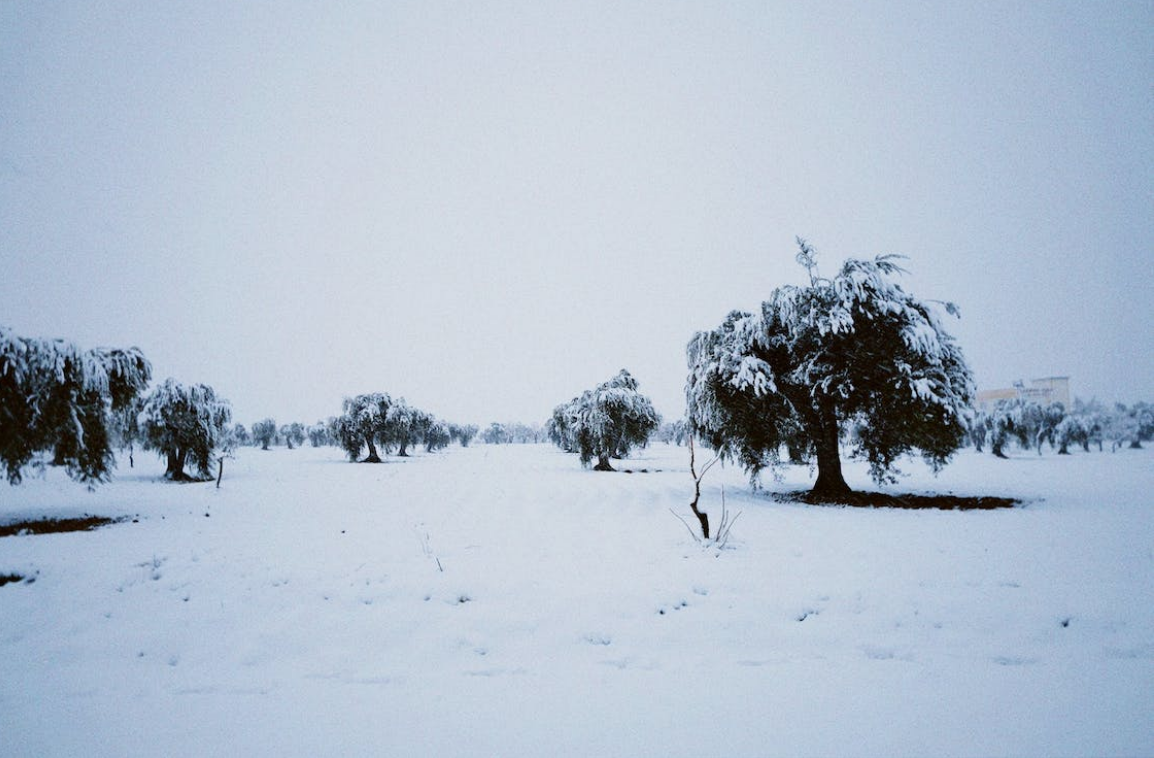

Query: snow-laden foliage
<box><xmin>230</xmin><ymin>423</ymin><xmax>252</xmax><ymax>448</ymax></box>
<box><xmin>449</xmin><ymin>423</ymin><xmax>479</xmax><ymax>447</ymax></box>
<box><xmin>331</xmin><ymin>394</ymin><xmax>450</xmax><ymax>461</ymax></box>
<box><xmin>140</xmin><ymin>378</ymin><xmax>232</xmax><ymax>481</ymax></box>
<box><xmin>1</xmin><ymin>326</ymin><xmax>151</xmax><ymax>484</ymax></box>
<box><xmin>975</xmin><ymin>400</ymin><xmax>1068</xmax><ymax>457</ymax></box>
<box><xmin>307</xmin><ymin>421</ymin><xmax>333</xmax><ymax>448</ymax></box>
<box><xmin>480</xmin><ymin>422</ymin><xmax>542</xmax><ymax>444</ymax></box>
<box><xmin>383</xmin><ymin>400</ymin><xmax>434</xmax><ymax>457</ymax></box>
<box><xmin>279</xmin><ymin>422</ymin><xmax>306</xmax><ymax>449</ymax></box>
<box><xmin>1104</xmin><ymin>401</ymin><xmax>1152</xmax><ymax>451</ymax></box>
<box><xmin>251</xmin><ymin>418</ymin><xmax>277</xmax><ymax>450</ymax></box>
<box><xmin>1055</xmin><ymin>413</ymin><xmax>1100</xmax><ymax>454</ymax></box>
<box><xmin>424</xmin><ymin>420</ymin><xmax>451</xmax><ymax>453</ymax></box>
<box><xmin>686</xmin><ymin>243</ymin><xmax>974</xmax><ymax>494</ymax></box>
<box><xmin>550</xmin><ymin>370</ymin><xmax>661</xmax><ymax>471</ymax></box>
<box><xmin>970</xmin><ymin>397</ymin><xmax>1154</xmax><ymax>456</ymax></box>
<box><xmin>655</xmin><ymin>419</ymin><xmax>688</xmax><ymax>445</ymax></box>
<box><xmin>332</xmin><ymin>393</ymin><xmax>392</xmax><ymax>462</ymax></box>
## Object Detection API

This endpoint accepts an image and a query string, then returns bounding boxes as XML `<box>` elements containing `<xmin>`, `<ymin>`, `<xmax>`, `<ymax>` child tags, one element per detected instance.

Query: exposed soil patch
<box><xmin>776</xmin><ymin>490</ymin><xmax>1019</xmax><ymax>510</ymax></box>
<box><xmin>0</xmin><ymin>573</ymin><xmax>26</xmax><ymax>586</ymax></box>
<box><xmin>0</xmin><ymin>515</ymin><xmax>126</xmax><ymax>538</ymax></box>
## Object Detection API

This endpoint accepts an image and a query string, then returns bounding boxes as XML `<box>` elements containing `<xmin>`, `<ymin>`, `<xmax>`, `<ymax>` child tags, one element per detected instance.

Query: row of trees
<box><xmin>549</xmin><ymin>241</ymin><xmax>1151</xmax><ymax>498</ymax></box>
<box><xmin>1</xmin><ymin>327</ymin><xmax>234</xmax><ymax>484</ymax></box>
<box><xmin>2</xmin><ymin>325</ymin><xmax>487</xmax><ymax>486</ymax></box>
<box><xmin>479</xmin><ymin>422</ymin><xmax>544</xmax><ymax>445</ymax></box>
<box><xmin>972</xmin><ymin>398</ymin><xmax>1152</xmax><ymax>457</ymax></box>
<box><xmin>330</xmin><ymin>392</ymin><xmax>475</xmax><ymax>463</ymax></box>
<box><xmin>6</xmin><ymin>239</ymin><xmax>1147</xmax><ymax>496</ymax></box>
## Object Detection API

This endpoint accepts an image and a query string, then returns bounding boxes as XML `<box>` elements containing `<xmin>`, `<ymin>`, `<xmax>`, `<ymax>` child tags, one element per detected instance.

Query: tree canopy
<box><xmin>1</xmin><ymin>326</ymin><xmax>151</xmax><ymax>485</ymax></box>
<box><xmin>140</xmin><ymin>379</ymin><xmax>232</xmax><ymax>481</ymax></box>
<box><xmin>686</xmin><ymin>242</ymin><xmax>974</xmax><ymax>496</ymax></box>
<box><xmin>549</xmin><ymin>369</ymin><xmax>660</xmax><ymax>471</ymax></box>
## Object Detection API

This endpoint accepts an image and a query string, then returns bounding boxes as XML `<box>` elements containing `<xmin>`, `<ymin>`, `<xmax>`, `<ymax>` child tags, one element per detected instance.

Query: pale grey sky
<box><xmin>2</xmin><ymin>1</ymin><xmax>1151</xmax><ymax>427</ymax></box>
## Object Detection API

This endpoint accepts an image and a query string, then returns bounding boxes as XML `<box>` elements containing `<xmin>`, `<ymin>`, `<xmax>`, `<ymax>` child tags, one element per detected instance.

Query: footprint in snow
<box><xmin>657</xmin><ymin>600</ymin><xmax>689</xmax><ymax>615</ymax></box>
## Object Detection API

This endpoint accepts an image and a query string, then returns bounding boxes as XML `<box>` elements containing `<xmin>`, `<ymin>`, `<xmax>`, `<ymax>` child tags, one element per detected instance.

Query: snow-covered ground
<box><xmin>2</xmin><ymin>443</ymin><xmax>1151</xmax><ymax>757</ymax></box>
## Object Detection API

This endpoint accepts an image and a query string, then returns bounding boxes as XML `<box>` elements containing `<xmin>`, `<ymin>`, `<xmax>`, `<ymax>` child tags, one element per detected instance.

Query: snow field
<box><xmin>1</xmin><ymin>443</ymin><xmax>1151</xmax><ymax>757</ymax></box>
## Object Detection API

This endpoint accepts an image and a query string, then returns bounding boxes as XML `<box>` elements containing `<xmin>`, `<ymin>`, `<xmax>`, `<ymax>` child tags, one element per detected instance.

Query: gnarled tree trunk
<box><xmin>362</xmin><ymin>436</ymin><xmax>381</xmax><ymax>463</ymax></box>
<box><xmin>165</xmin><ymin>447</ymin><xmax>193</xmax><ymax>481</ymax></box>
<box><xmin>811</xmin><ymin>413</ymin><xmax>851</xmax><ymax>498</ymax></box>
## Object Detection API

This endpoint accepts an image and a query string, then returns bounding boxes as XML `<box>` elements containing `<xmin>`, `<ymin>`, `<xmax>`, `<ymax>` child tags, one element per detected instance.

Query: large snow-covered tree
<box><xmin>1</xmin><ymin>327</ymin><xmax>151</xmax><ymax>485</ymax></box>
<box><xmin>140</xmin><ymin>379</ymin><xmax>232</xmax><ymax>481</ymax></box>
<box><xmin>332</xmin><ymin>393</ymin><xmax>392</xmax><ymax>462</ymax></box>
<box><xmin>551</xmin><ymin>370</ymin><xmax>661</xmax><ymax>471</ymax></box>
<box><xmin>383</xmin><ymin>400</ymin><xmax>429</xmax><ymax>457</ymax></box>
<box><xmin>686</xmin><ymin>242</ymin><xmax>974</xmax><ymax>497</ymax></box>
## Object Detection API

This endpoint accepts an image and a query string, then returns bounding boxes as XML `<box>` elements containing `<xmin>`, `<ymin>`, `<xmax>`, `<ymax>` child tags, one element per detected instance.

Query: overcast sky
<box><xmin>2</xmin><ymin>1</ymin><xmax>1151</xmax><ymax>427</ymax></box>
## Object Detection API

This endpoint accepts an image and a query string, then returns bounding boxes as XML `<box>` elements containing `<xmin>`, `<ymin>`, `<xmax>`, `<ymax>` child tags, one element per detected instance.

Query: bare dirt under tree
<box><xmin>776</xmin><ymin>490</ymin><xmax>1019</xmax><ymax>510</ymax></box>
<box><xmin>0</xmin><ymin>515</ymin><xmax>126</xmax><ymax>538</ymax></box>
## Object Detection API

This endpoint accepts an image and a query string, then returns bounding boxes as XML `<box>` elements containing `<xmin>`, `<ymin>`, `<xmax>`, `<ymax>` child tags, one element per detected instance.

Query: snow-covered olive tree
<box><xmin>279</xmin><ymin>422</ymin><xmax>306</xmax><ymax>449</ymax></box>
<box><xmin>686</xmin><ymin>241</ymin><xmax>974</xmax><ymax>497</ymax></box>
<box><xmin>449</xmin><ymin>423</ymin><xmax>479</xmax><ymax>447</ymax></box>
<box><xmin>230</xmin><ymin>423</ymin><xmax>251</xmax><ymax>448</ymax></box>
<box><xmin>332</xmin><ymin>393</ymin><xmax>392</xmax><ymax>462</ymax></box>
<box><xmin>383</xmin><ymin>400</ymin><xmax>431</xmax><ymax>457</ymax></box>
<box><xmin>307</xmin><ymin>421</ymin><xmax>333</xmax><ymax>448</ymax></box>
<box><xmin>251</xmin><ymin>418</ymin><xmax>277</xmax><ymax>450</ymax></box>
<box><xmin>140</xmin><ymin>379</ymin><xmax>232</xmax><ymax>481</ymax></box>
<box><xmin>424</xmin><ymin>420</ymin><xmax>451</xmax><ymax>452</ymax></box>
<box><xmin>551</xmin><ymin>370</ymin><xmax>661</xmax><ymax>471</ymax></box>
<box><xmin>481</xmin><ymin>422</ymin><xmax>509</xmax><ymax>445</ymax></box>
<box><xmin>1</xmin><ymin>327</ymin><xmax>151</xmax><ymax>485</ymax></box>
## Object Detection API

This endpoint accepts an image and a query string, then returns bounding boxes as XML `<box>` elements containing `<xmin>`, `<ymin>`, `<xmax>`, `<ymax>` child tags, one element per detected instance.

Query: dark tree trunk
<box><xmin>362</xmin><ymin>436</ymin><xmax>381</xmax><ymax>463</ymax></box>
<box><xmin>690</xmin><ymin>503</ymin><xmax>709</xmax><ymax>539</ymax></box>
<box><xmin>811</xmin><ymin>414</ymin><xmax>851</xmax><ymax>498</ymax></box>
<box><xmin>216</xmin><ymin>457</ymin><xmax>224</xmax><ymax>488</ymax></box>
<box><xmin>593</xmin><ymin>452</ymin><xmax>615</xmax><ymax>471</ymax></box>
<box><xmin>397</xmin><ymin>439</ymin><xmax>409</xmax><ymax>457</ymax></box>
<box><xmin>1058</xmin><ymin>441</ymin><xmax>1070</xmax><ymax>455</ymax></box>
<box><xmin>1129</xmin><ymin>439</ymin><xmax>1143</xmax><ymax>449</ymax></box>
<box><xmin>165</xmin><ymin>448</ymin><xmax>192</xmax><ymax>481</ymax></box>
